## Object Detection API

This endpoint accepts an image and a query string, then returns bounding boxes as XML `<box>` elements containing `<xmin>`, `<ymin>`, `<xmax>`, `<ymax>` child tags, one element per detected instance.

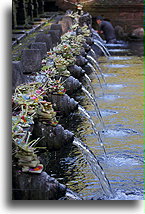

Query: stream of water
<box><xmin>45</xmin><ymin>41</ymin><xmax>144</xmax><ymax>200</ymax></box>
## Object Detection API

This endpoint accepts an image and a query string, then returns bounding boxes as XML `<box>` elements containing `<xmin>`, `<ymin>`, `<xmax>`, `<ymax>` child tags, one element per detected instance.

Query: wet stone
<box><xmin>92</xmin><ymin>43</ymin><xmax>103</xmax><ymax>56</ymax></box>
<box><xmin>83</xmin><ymin>42</ymin><xmax>91</xmax><ymax>52</ymax></box>
<box><xmin>32</xmin><ymin>122</ymin><xmax>74</xmax><ymax>151</ymax></box>
<box><xmin>82</xmin><ymin>64</ymin><xmax>94</xmax><ymax>75</ymax></box>
<box><xmin>61</xmin><ymin>76</ymin><xmax>82</xmax><ymax>95</ymax></box>
<box><xmin>76</xmin><ymin>55</ymin><xmax>88</xmax><ymax>66</ymax></box>
<box><xmin>46</xmin><ymin>93</ymin><xmax>78</xmax><ymax>116</ymax></box>
<box><xmin>12</xmin><ymin>170</ymin><xmax>66</xmax><ymax>200</ymax></box>
<box><xmin>88</xmin><ymin>49</ymin><xmax>98</xmax><ymax>60</ymax></box>
<box><xmin>67</xmin><ymin>64</ymin><xmax>85</xmax><ymax>79</ymax></box>
<box><xmin>85</xmin><ymin>37</ymin><xmax>94</xmax><ymax>45</ymax></box>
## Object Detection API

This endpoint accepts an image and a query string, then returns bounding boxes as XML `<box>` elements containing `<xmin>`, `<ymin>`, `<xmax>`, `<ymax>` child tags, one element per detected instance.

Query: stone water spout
<box><xmin>12</xmin><ymin>170</ymin><xmax>66</xmax><ymax>200</ymax></box>
<box><xmin>75</xmin><ymin>55</ymin><xmax>88</xmax><ymax>67</ymax></box>
<box><xmin>67</xmin><ymin>64</ymin><xmax>85</xmax><ymax>79</ymax></box>
<box><xmin>95</xmin><ymin>40</ymin><xmax>111</xmax><ymax>56</ymax></box>
<box><xmin>59</xmin><ymin>76</ymin><xmax>82</xmax><ymax>96</ymax></box>
<box><xmin>83</xmin><ymin>42</ymin><xmax>91</xmax><ymax>52</ymax></box>
<box><xmin>32</xmin><ymin>122</ymin><xmax>74</xmax><ymax>151</ymax></box>
<box><xmin>91</xmin><ymin>29</ymin><xmax>104</xmax><ymax>43</ymax></box>
<box><xmin>46</xmin><ymin>93</ymin><xmax>78</xmax><ymax>116</ymax></box>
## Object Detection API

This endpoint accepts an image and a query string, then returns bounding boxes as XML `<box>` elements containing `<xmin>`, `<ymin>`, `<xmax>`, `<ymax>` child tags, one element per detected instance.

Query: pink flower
<box><xmin>36</xmin><ymin>90</ymin><xmax>41</xmax><ymax>94</ymax></box>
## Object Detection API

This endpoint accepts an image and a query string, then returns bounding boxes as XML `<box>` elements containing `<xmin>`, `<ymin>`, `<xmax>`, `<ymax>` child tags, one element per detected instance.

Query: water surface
<box><xmin>45</xmin><ymin>42</ymin><xmax>144</xmax><ymax>200</ymax></box>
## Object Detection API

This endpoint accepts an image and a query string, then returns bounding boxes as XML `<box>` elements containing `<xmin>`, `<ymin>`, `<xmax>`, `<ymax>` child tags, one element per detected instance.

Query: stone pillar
<box><xmin>21</xmin><ymin>49</ymin><xmax>42</xmax><ymax>74</ymax></box>
<box><xmin>12</xmin><ymin>0</ymin><xmax>17</xmax><ymax>29</ymax></box>
<box><xmin>12</xmin><ymin>61</ymin><xmax>26</xmax><ymax>93</ymax></box>
<box><xmin>16</xmin><ymin>0</ymin><xmax>28</xmax><ymax>26</ymax></box>
<box><xmin>38</xmin><ymin>0</ymin><xmax>44</xmax><ymax>15</ymax></box>
<box><xmin>27</xmin><ymin>0</ymin><xmax>34</xmax><ymax>22</ymax></box>
<box><xmin>33</xmin><ymin>0</ymin><xmax>39</xmax><ymax>17</ymax></box>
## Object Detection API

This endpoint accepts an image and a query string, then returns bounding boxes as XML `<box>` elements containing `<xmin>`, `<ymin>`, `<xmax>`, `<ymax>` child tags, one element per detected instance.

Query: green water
<box><xmin>45</xmin><ymin>42</ymin><xmax>144</xmax><ymax>200</ymax></box>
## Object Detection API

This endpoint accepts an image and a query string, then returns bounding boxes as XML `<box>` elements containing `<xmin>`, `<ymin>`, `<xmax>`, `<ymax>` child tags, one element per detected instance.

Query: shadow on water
<box><xmin>36</xmin><ymin>41</ymin><xmax>144</xmax><ymax>200</ymax></box>
<box><xmin>16</xmin><ymin>39</ymin><xmax>143</xmax><ymax>201</ymax></box>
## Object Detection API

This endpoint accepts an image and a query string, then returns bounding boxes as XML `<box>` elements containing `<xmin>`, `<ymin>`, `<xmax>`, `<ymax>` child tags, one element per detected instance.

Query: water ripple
<box><xmin>101</xmin><ymin>128</ymin><xmax>139</xmax><ymax>137</ymax></box>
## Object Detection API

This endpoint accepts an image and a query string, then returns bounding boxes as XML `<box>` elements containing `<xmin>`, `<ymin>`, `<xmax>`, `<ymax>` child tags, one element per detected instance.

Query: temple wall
<box><xmin>55</xmin><ymin>0</ymin><xmax>144</xmax><ymax>33</ymax></box>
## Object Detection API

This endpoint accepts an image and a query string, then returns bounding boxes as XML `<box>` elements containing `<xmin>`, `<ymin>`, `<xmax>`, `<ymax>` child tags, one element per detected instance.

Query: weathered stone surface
<box><xmin>46</xmin><ymin>93</ymin><xmax>78</xmax><ymax>116</ymax></box>
<box><xmin>130</xmin><ymin>27</ymin><xmax>144</xmax><ymax>40</ymax></box>
<box><xmin>32</xmin><ymin>122</ymin><xmax>74</xmax><ymax>150</ymax></box>
<box><xmin>88</xmin><ymin>48</ymin><xmax>98</xmax><ymax>61</ymax></box>
<box><xmin>30</xmin><ymin>42</ymin><xmax>47</xmax><ymax>59</ymax></box>
<box><xmin>21</xmin><ymin>49</ymin><xmax>42</xmax><ymax>74</ymax></box>
<box><xmin>79</xmin><ymin>12</ymin><xmax>92</xmax><ymax>27</ymax></box>
<box><xmin>48</xmin><ymin>30</ymin><xmax>61</xmax><ymax>46</ymax></box>
<box><xmin>85</xmin><ymin>37</ymin><xmax>94</xmax><ymax>45</ymax></box>
<box><xmin>76</xmin><ymin>55</ymin><xmax>88</xmax><ymax>67</ymax></box>
<box><xmin>58</xmin><ymin>16</ymin><xmax>73</xmax><ymax>34</ymax></box>
<box><xmin>35</xmin><ymin>33</ymin><xmax>53</xmax><ymax>51</ymax></box>
<box><xmin>83</xmin><ymin>42</ymin><xmax>91</xmax><ymax>52</ymax></box>
<box><xmin>50</xmin><ymin>24</ymin><xmax>63</xmax><ymax>36</ymax></box>
<box><xmin>80</xmin><ymin>48</ymin><xmax>87</xmax><ymax>57</ymax></box>
<box><xmin>115</xmin><ymin>25</ymin><xmax>125</xmax><ymax>40</ymax></box>
<box><xmin>12</xmin><ymin>170</ymin><xmax>66</xmax><ymax>200</ymax></box>
<box><xmin>91</xmin><ymin>43</ymin><xmax>103</xmax><ymax>56</ymax></box>
<box><xmin>61</xmin><ymin>76</ymin><xmax>82</xmax><ymax>95</ymax></box>
<box><xmin>12</xmin><ymin>61</ymin><xmax>26</xmax><ymax>93</ymax></box>
<box><xmin>67</xmin><ymin>65</ymin><xmax>85</xmax><ymax>79</ymax></box>
<box><xmin>82</xmin><ymin>63</ymin><xmax>95</xmax><ymax>75</ymax></box>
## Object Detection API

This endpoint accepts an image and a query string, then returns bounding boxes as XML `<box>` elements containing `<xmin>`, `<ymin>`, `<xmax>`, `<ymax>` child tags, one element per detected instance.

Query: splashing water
<box><xmin>59</xmin><ymin>188</ymin><xmax>83</xmax><ymax>200</ymax></box>
<box><xmin>73</xmin><ymin>138</ymin><xmax>113</xmax><ymax>197</ymax></box>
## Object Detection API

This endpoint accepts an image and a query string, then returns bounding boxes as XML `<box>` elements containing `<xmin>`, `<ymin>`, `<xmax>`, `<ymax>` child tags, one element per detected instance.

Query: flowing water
<box><xmin>81</xmin><ymin>86</ymin><xmax>105</xmax><ymax>128</ymax></box>
<box><xmin>93</xmin><ymin>41</ymin><xmax>110</xmax><ymax>57</ymax></box>
<box><xmin>87</xmin><ymin>62</ymin><xmax>104</xmax><ymax>92</ymax></box>
<box><xmin>84</xmin><ymin>73</ymin><xmax>97</xmax><ymax>101</ymax></box>
<box><xmin>78</xmin><ymin>105</ymin><xmax>106</xmax><ymax>155</ymax></box>
<box><xmin>45</xmin><ymin>41</ymin><xmax>144</xmax><ymax>200</ymax></box>
<box><xmin>73</xmin><ymin>138</ymin><xmax>112</xmax><ymax>197</ymax></box>
<box><xmin>87</xmin><ymin>55</ymin><xmax>106</xmax><ymax>84</ymax></box>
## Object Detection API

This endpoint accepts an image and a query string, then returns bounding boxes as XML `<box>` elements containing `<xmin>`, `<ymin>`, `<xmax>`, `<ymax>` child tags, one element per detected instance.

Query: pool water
<box><xmin>44</xmin><ymin>42</ymin><xmax>144</xmax><ymax>200</ymax></box>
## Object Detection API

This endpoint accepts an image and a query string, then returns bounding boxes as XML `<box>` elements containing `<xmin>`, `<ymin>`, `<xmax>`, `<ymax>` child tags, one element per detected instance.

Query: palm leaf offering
<box><xmin>12</xmin><ymin>14</ymin><xmax>91</xmax><ymax>174</ymax></box>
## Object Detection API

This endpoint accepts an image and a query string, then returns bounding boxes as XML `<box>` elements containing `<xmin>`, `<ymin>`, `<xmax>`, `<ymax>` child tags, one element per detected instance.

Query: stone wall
<box><xmin>13</xmin><ymin>0</ymin><xmax>143</xmax><ymax>33</ymax></box>
<box><xmin>12</xmin><ymin>0</ymin><xmax>48</xmax><ymax>29</ymax></box>
<box><xmin>55</xmin><ymin>0</ymin><xmax>144</xmax><ymax>34</ymax></box>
